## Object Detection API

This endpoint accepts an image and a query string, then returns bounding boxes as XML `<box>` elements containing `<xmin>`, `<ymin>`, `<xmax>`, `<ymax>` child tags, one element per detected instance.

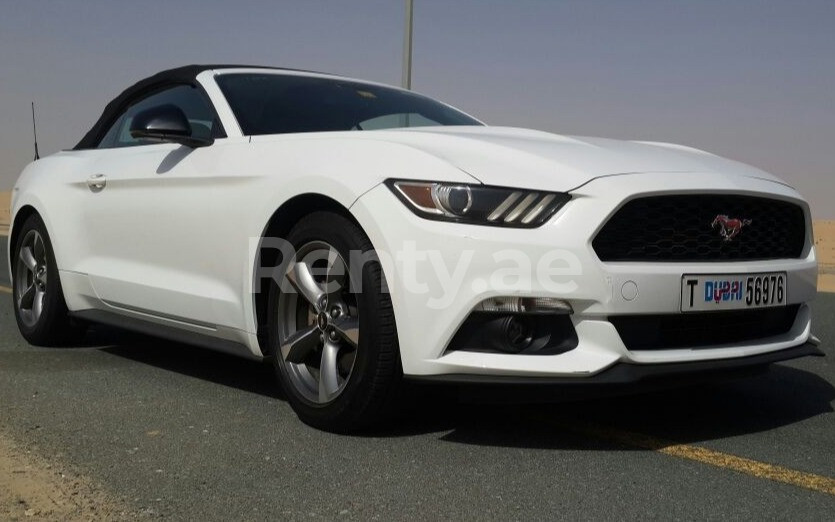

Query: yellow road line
<box><xmin>0</xmin><ymin>285</ymin><xmax>11</xmax><ymax>294</ymax></box>
<box><xmin>559</xmin><ymin>420</ymin><xmax>835</xmax><ymax>496</ymax></box>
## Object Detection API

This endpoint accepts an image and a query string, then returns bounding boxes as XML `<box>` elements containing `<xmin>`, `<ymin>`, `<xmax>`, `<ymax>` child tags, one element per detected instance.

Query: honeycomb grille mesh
<box><xmin>592</xmin><ymin>195</ymin><xmax>806</xmax><ymax>262</ymax></box>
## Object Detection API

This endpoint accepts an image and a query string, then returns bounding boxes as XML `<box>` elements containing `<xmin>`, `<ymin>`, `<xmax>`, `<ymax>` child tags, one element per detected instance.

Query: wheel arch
<box><xmin>252</xmin><ymin>193</ymin><xmax>365</xmax><ymax>356</ymax></box>
<box><xmin>9</xmin><ymin>205</ymin><xmax>40</xmax><ymax>249</ymax></box>
<box><xmin>8</xmin><ymin>205</ymin><xmax>41</xmax><ymax>278</ymax></box>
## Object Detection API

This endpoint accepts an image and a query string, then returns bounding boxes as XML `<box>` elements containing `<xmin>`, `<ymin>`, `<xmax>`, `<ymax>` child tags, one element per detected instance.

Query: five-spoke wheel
<box><xmin>15</xmin><ymin>229</ymin><xmax>49</xmax><ymax>328</ymax></box>
<box><xmin>278</xmin><ymin>242</ymin><xmax>360</xmax><ymax>404</ymax></box>
<box><xmin>268</xmin><ymin>211</ymin><xmax>401</xmax><ymax>432</ymax></box>
<box><xmin>12</xmin><ymin>214</ymin><xmax>85</xmax><ymax>345</ymax></box>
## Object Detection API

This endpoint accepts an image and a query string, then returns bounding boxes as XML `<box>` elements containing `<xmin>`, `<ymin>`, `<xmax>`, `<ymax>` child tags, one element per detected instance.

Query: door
<box><xmin>77</xmin><ymin>84</ymin><xmax>247</xmax><ymax>330</ymax></box>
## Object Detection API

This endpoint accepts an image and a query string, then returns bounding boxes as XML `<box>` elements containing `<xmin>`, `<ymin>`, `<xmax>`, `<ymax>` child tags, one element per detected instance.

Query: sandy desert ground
<box><xmin>814</xmin><ymin>220</ymin><xmax>835</xmax><ymax>292</ymax></box>
<box><xmin>0</xmin><ymin>190</ymin><xmax>833</xmax><ymax>291</ymax></box>
<box><xmin>0</xmin><ymin>432</ymin><xmax>130</xmax><ymax>520</ymax></box>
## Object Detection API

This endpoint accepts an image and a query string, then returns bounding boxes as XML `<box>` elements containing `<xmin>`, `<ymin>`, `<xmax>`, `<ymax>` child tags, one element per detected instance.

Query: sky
<box><xmin>1</xmin><ymin>0</ymin><xmax>833</xmax><ymax>217</ymax></box>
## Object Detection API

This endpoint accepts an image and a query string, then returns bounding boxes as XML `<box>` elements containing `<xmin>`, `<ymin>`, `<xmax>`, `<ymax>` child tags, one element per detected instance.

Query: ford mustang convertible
<box><xmin>8</xmin><ymin>65</ymin><xmax>821</xmax><ymax>431</ymax></box>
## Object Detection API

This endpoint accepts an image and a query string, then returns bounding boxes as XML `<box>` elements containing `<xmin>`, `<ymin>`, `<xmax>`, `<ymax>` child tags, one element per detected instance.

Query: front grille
<box><xmin>610</xmin><ymin>305</ymin><xmax>800</xmax><ymax>351</ymax></box>
<box><xmin>593</xmin><ymin>195</ymin><xmax>806</xmax><ymax>262</ymax></box>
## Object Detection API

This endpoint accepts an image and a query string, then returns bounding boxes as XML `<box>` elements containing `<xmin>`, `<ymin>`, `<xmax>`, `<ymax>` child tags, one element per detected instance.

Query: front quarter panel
<box><xmin>235</xmin><ymin>134</ymin><xmax>479</xmax><ymax>351</ymax></box>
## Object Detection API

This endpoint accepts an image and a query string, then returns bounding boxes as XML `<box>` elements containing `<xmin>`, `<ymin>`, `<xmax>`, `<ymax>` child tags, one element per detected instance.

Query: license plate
<box><xmin>681</xmin><ymin>272</ymin><xmax>787</xmax><ymax>312</ymax></box>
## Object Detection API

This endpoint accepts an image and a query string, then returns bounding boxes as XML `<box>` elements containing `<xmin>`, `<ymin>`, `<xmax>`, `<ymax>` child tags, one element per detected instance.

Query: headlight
<box><xmin>385</xmin><ymin>180</ymin><xmax>570</xmax><ymax>228</ymax></box>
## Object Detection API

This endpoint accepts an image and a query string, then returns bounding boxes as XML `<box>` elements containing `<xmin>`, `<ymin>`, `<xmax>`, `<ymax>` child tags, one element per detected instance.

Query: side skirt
<box><xmin>70</xmin><ymin>309</ymin><xmax>262</xmax><ymax>361</ymax></box>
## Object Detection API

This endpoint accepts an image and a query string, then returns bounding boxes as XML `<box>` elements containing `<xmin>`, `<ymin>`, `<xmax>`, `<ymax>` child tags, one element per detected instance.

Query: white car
<box><xmin>8</xmin><ymin>65</ymin><xmax>821</xmax><ymax>431</ymax></box>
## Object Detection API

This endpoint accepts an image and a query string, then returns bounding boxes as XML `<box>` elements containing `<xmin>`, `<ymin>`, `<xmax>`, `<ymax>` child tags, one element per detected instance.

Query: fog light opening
<box><xmin>501</xmin><ymin>316</ymin><xmax>534</xmax><ymax>352</ymax></box>
<box><xmin>445</xmin><ymin>311</ymin><xmax>579</xmax><ymax>356</ymax></box>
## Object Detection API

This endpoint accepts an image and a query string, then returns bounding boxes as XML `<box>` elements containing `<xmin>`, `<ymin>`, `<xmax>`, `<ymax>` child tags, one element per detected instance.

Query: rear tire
<box><xmin>267</xmin><ymin>212</ymin><xmax>401</xmax><ymax>432</ymax></box>
<box><xmin>12</xmin><ymin>214</ymin><xmax>86</xmax><ymax>346</ymax></box>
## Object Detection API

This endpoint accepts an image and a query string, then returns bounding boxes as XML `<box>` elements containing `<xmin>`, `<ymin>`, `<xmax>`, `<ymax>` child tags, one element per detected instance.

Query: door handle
<box><xmin>87</xmin><ymin>174</ymin><xmax>107</xmax><ymax>192</ymax></box>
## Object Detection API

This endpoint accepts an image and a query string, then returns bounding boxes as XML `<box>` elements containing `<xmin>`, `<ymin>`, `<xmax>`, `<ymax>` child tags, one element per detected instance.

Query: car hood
<box><xmin>359</xmin><ymin>126</ymin><xmax>784</xmax><ymax>192</ymax></box>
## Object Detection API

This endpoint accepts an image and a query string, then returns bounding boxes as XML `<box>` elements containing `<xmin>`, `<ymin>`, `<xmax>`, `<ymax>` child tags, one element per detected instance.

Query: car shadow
<box><xmin>84</xmin><ymin>323</ymin><xmax>835</xmax><ymax>449</ymax></box>
<box><xmin>156</xmin><ymin>146</ymin><xmax>193</xmax><ymax>174</ymax></box>
<box><xmin>431</xmin><ymin>364</ymin><xmax>835</xmax><ymax>450</ymax></box>
<box><xmin>88</xmin><ymin>325</ymin><xmax>281</xmax><ymax>399</ymax></box>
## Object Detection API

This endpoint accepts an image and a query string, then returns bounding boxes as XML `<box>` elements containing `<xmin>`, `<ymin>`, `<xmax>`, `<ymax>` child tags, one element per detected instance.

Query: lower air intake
<box><xmin>609</xmin><ymin>305</ymin><xmax>800</xmax><ymax>351</ymax></box>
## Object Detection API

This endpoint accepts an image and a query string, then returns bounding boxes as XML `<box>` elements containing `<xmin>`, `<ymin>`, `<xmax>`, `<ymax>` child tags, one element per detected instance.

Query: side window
<box><xmin>97</xmin><ymin>85</ymin><xmax>218</xmax><ymax>149</ymax></box>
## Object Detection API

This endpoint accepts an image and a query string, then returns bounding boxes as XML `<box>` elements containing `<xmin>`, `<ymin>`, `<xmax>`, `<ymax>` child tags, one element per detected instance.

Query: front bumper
<box><xmin>407</xmin><ymin>341</ymin><xmax>823</xmax><ymax>385</ymax></box>
<box><xmin>350</xmin><ymin>172</ymin><xmax>818</xmax><ymax>378</ymax></box>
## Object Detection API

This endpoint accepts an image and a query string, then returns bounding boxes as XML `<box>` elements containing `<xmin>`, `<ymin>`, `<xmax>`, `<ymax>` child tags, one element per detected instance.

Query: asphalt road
<box><xmin>0</xmin><ymin>242</ymin><xmax>834</xmax><ymax>519</ymax></box>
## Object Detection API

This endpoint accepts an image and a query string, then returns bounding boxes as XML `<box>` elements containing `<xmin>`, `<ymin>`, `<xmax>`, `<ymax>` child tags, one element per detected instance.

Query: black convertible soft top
<box><xmin>73</xmin><ymin>64</ymin><xmax>316</xmax><ymax>150</ymax></box>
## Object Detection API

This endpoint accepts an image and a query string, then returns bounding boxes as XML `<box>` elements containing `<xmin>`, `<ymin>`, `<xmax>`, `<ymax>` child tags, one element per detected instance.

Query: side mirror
<box><xmin>129</xmin><ymin>104</ymin><xmax>213</xmax><ymax>148</ymax></box>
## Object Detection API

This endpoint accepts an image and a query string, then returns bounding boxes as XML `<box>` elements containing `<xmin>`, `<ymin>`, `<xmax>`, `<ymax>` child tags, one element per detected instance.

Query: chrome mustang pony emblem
<box><xmin>711</xmin><ymin>214</ymin><xmax>752</xmax><ymax>241</ymax></box>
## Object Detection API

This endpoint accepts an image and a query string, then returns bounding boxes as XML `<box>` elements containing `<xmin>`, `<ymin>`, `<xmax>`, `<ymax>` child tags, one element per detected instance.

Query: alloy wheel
<box><xmin>15</xmin><ymin>230</ymin><xmax>48</xmax><ymax>328</ymax></box>
<box><xmin>277</xmin><ymin>241</ymin><xmax>360</xmax><ymax>404</ymax></box>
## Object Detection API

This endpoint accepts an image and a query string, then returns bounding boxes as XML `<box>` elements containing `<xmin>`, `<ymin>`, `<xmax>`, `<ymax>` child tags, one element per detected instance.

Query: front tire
<box><xmin>12</xmin><ymin>214</ymin><xmax>85</xmax><ymax>346</ymax></box>
<box><xmin>267</xmin><ymin>212</ymin><xmax>401</xmax><ymax>432</ymax></box>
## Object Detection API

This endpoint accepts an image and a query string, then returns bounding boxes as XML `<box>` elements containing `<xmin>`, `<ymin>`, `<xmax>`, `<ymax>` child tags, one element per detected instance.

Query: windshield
<box><xmin>215</xmin><ymin>73</ymin><xmax>482</xmax><ymax>135</ymax></box>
